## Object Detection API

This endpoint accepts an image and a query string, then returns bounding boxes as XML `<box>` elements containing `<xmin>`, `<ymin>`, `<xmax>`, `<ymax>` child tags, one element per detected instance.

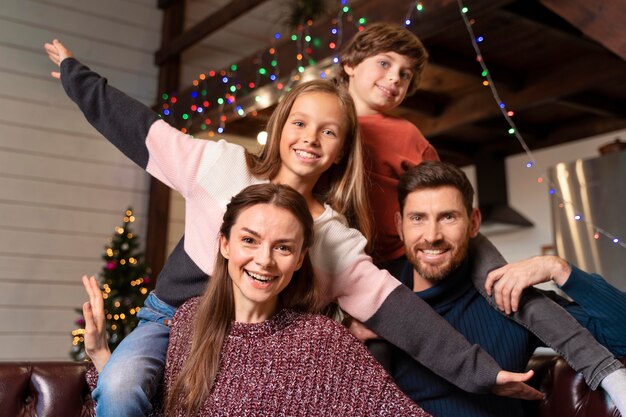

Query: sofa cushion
<box><xmin>0</xmin><ymin>362</ymin><xmax>93</xmax><ymax>417</ymax></box>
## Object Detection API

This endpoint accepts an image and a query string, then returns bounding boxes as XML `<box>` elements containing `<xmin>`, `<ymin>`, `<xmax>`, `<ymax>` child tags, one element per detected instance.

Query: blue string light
<box><xmin>454</xmin><ymin>0</ymin><xmax>626</xmax><ymax>249</ymax></box>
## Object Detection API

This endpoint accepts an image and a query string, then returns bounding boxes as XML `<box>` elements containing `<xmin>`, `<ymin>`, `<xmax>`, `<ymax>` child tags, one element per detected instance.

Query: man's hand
<box><xmin>493</xmin><ymin>369</ymin><xmax>544</xmax><ymax>400</ymax></box>
<box><xmin>43</xmin><ymin>39</ymin><xmax>74</xmax><ymax>79</ymax></box>
<box><xmin>485</xmin><ymin>256</ymin><xmax>571</xmax><ymax>314</ymax></box>
<box><xmin>82</xmin><ymin>275</ymin><xmax>111</xmax><ymax>372</ymax></box>
<box><xmin>343</xmin><ymin>315</ymin><xmax>380</xmax><ymax>343</ymax></box>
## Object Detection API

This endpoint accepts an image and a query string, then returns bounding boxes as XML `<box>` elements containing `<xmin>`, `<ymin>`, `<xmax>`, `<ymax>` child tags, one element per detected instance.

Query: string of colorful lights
<box><xmin>451</xmin><ymin>0</ymin><xmax>625</xmax><ymax>249</ymax></box>
<box><xmin>157</xmin><ymin>0</ymin><xmax>623</xmax><ymax>249</ymax></box>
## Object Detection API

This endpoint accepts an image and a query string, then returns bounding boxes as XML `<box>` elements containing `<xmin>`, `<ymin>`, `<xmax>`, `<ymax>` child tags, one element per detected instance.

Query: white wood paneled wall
<box><xmin>0</xmin><ymin>0</ymin><xmax>162</xmax><ymax>360</ymax></box>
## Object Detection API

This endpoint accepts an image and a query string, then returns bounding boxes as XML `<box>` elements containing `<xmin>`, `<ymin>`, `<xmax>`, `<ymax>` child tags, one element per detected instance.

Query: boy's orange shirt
<box><xmin>359</xmin><ymin>113</ymin><xmax>439</xmax><ymax>264</ymax></box>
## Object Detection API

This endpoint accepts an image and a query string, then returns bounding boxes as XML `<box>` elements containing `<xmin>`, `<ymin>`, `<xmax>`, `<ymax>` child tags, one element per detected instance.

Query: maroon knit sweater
<box><xmin>164</xmin><ymin>297</ymin><xmax>430</xmax><ymax>416</ymax></box>
<box><xmin>87</xmin><ymin>298</ymin><xmax>430</xmax><ymax>416</ymax></box>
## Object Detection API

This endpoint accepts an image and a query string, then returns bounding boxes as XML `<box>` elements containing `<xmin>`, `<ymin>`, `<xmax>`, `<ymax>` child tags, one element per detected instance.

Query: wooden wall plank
<box><xmin>0</xmin><ymin>95</ymin><xmax>117</xmax><ymax>135</ymax></box>
<box><xmin>0</xmin><ymin>58</ymin><xmax>156</xmax><ymax>105</ymax></box>
<box><xmin>0</xmin><ymin>229</ymin><xmax>118</xmax><ymax>259</ymax></box>
<box><xmin>0</xmin><ymin>281</ymin><xmax>85</xmax><ymax>307</ymax></box>
<box><xmin>2</xmin><ymin>0</ymin><xmax>158</xmax><ymax>51</ymax></box>
<box><xmin>0</xmin><ymin>202</ymin><xmax>147</xmax><ymax>241</ymax></box>
<box><xmin>0</xmin><ymin>335</ymin><xmax>75</xmax><ymax>360</ymax></box>
<box><xmin>0</xmin><ymin>19</ymin><xmax>156</xmax><ymax>74</ymax></box>
<box><xmin>0</xmin><ymin>176</ymin><xmax>148</xmax><ymax>212</ymax></box>
<box><xmin>0</xmin><ymin>307</ymin><xmax>78</xmax><ymax>333</ymax></box>
<box><xmin>0</xmin><ymin>0</ymin><xmax>161</xmax><ymax>361</ymax></box>
<box><xmin>0</xmin><ymin>152</ymin><xmax>147</xmax><ymax>191</ymax></box>
<box><xmin>0</xmin><ymin>121</ymin><xmax>135</xmax><ymax>166</ymax></box>
<box><xmin>30</xmin><ymin>0</ymin><xmax>162</xmax><ymax>31</ymax></box>
<box><xmin>0</xmin><ymin>255</ymin><xmax>103</xmax><ymax>282</ymax></box>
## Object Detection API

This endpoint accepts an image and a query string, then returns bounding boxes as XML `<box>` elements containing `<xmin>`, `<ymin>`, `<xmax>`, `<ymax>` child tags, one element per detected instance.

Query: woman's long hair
<box><xmin>165</xmin><ymin>184</ymin><xmax>320</xmax><ymax>416</ymax></box>
<box><xmin>245</xmin><ymin>80</ymin><xmax>373</xmax><ymax>252</ymax></box>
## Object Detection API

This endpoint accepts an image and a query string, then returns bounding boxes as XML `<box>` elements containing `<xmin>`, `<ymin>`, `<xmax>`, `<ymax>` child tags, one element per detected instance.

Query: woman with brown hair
<box><xmin>82</xmin><ymin>183</ymin><xmax>431</xmax><ymax>416</ymax></box>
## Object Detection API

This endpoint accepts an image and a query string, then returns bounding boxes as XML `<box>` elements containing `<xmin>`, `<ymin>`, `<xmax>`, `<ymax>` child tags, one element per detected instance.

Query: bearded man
<box><xmin>359</xmin><ymin>161</ymin><xmax>626</xmax><ymax>417</ymax></box>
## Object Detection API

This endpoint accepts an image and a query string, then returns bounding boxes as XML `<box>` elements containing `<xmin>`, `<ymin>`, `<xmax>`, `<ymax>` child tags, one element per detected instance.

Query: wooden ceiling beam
<box><xmin>544</xmin><ymin>118</ymin><xmax>626</xmax><ymax>148</ymax></box>
<box><xmin>414</xmin><ymin>52</ymin><xmax>626</xmax><ymax>137</ymax></box>
<box><xmin>499</xmin><ymin>2</ymin><xmax>605</xmax><ymax>52</ymax></box>
<box><xmin>427</xmin><ymin>47</ymin><xmax>522</xmax><ymax>90</ymax></box>
<box><xmin>558</xmin><ymin>94</ymin><xmax>626</xmax><ymax>119</ymax></box>
<box><xmin>539</xmin><ymin>0</ymin><xmax>626</xmax><ymax>61</ymax></box>
<box><xmin>155</xmin><ymin>0</ymin><xmax>270</xmax><ymax>65</ymax></box>
<box><xmin>171</xmin><ymin>0</ymin><xmax>516</xmax><ymax>135</ymax></box>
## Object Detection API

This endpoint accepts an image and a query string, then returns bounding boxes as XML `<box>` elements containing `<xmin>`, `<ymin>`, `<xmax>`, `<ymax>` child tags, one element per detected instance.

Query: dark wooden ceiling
<box><xmin>144</xmin><ymin>0</ymin><xmax>626</xmax><ymax>276</ymax></box>
<box><xmin>160</xmin><ymin>0</ymin><xmax>626</xmax><ymax>168</ymax></box>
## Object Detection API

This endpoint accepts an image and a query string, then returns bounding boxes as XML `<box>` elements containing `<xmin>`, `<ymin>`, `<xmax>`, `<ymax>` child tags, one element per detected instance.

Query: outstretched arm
<box><xmin>311</xmin><ymin>216</ymin><xmax>542</xmax><ymax>397</ymax></box>
<box><xmin>44</xmin><ymin>39</ymin><xmax>224</xmax><ymax>198</ymax></box>
<box><xmin>44</xmin><ymin>39</ymin><xmax>158</xmax><ymax>170</ymax></box>
<box><xmin>81</xmin><ymin>275</ymin><xmax>111</xmax><ymax>372</ymax></box>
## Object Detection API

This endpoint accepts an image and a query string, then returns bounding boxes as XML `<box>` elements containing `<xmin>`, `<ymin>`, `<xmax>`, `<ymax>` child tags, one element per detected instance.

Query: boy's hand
<box><xmin>485</xmin><ymin>256</ymin><xmax>571</xmax><ymax>314</ymax></box>
<box><xmin>44</xmin><ymin>39</ymin><xmax>74</xmax><ymax>79</ymax></box>
<box><xmin>82</xmin><ymin>275</ymin><xmax>111</xmax><ymax>372</ymax></box>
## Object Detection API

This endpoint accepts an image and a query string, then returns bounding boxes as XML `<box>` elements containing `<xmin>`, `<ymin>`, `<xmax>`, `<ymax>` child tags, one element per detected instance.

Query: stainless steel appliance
<box><xmin>548</xmin><ymin>150</ymin><xmax>626</xmax><ymax>291</ymax></box>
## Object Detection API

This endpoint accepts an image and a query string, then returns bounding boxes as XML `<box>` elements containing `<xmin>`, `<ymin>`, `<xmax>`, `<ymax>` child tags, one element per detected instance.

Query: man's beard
<box><xmin>406</xmin><ymin>236</ymin><xmax>470</xmax><ymax>284</ymax></box>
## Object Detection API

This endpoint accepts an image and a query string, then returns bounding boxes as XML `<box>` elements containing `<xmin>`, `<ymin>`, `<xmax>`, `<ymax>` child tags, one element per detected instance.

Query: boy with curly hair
<box><xmin>339</xmin><ymin>22</ymin><xmax>439</xmax><ymax>266</ymax></box>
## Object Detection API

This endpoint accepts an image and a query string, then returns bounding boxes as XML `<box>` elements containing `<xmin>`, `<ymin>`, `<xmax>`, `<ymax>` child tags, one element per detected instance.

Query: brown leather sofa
<box><xmin>0</xmin><ymin>357</ymin><xmax>623</xmax><ymax>417</ymax></box>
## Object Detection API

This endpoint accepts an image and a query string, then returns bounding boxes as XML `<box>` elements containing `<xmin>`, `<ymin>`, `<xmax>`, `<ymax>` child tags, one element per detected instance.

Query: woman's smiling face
<box><xmin>220</xmin><ymin>203</ymin><xmax>306</xmax><ymax>322</ymax></box>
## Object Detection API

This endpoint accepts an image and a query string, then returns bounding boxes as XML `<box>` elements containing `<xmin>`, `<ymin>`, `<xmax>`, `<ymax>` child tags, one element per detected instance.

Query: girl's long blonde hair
<box><xmin>165</xmin><ymin>184</ymin><xmax>320</xmax><ymax>416</ymax></box>
<box><xmin>246</xmin><ymin>80</ymin><xmax>373</xmax><ymax>251</ymax></box>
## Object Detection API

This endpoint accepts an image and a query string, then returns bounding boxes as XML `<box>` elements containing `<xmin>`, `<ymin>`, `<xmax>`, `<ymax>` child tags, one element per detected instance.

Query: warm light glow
<box><xmin>257</xmin><ymin>131</ymin><xmax>268</xmax><ymax>145</ymax></box>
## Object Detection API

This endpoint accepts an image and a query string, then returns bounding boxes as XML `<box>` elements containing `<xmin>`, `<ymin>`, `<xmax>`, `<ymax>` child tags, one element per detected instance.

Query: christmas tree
<box><xmin>70</xmin><ymin>207</ymin><xmax>151</xmax><ymax>361</ymax></box>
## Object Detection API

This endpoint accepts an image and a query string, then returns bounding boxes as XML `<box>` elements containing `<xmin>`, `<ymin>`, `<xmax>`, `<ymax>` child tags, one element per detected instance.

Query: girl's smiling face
<box><xmin>275</xmin><ymin>91</ymin><xmax>346</xmax><ymax>187</ymax></box>
<box><xmin>220</xmin><ymin>203</ymin><xmax>306</xmax><ymax>322</ymax></box>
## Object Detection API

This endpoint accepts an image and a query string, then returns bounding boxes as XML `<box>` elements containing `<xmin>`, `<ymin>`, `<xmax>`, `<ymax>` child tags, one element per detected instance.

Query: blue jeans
<box><xmin>93</xmin><ymin>292</ymin><xmax>176</xmax><ymax>417</ymax></box>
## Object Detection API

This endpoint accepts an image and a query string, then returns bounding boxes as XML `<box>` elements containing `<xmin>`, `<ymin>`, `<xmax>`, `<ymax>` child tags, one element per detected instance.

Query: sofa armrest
<box><xmin>526</xmin><ymin>355</ymin><xmax>625</xmax><ymax>417</ymax></box>
<box><xmin>0</xmin><ymin>362</ymin><xmax>94</xmax><ymax>417</ymax></box>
